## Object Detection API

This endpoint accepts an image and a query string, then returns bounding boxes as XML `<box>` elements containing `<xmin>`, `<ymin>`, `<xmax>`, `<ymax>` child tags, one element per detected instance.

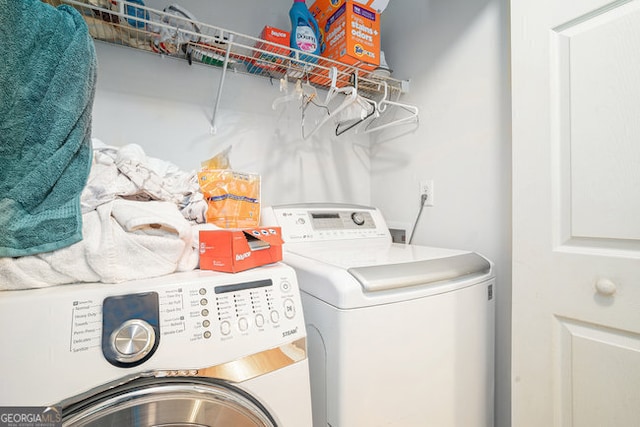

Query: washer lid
<box><xmin>287</xmin><ymin>240</ymin><xmax>467</xmax><ymax>269</ymax></box>
<box><xmin>286</xmin><ymin>241</ymin><xmax>492</xmax><ymax>292</ymax></box>
<box><xmin>348</xmin><ymin>252</ymin><xmax>491</xmax><ymax>292</ymax></box>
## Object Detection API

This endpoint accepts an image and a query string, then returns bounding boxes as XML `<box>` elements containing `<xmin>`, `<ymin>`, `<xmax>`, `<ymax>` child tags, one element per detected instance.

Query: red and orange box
<box><xmin>199</xmin><ymin>227</ymin><xmax>283</xmax><ymax>273</ymax></box>
<box><xmin>248</xmin><ymin>26</ymin><xmax>291</xmax><ymax>73</ymax></box>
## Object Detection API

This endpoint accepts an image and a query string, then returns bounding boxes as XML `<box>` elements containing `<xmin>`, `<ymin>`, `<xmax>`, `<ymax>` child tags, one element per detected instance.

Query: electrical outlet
<box><xmin>420</xmin><ymin>180</ymin><xmax>434</xmax><ymax>206</ymax></box>
<box><xmin>389</xmin><ymin>228</ymin><xmax>407</xmax><ymax>244</ymax></box>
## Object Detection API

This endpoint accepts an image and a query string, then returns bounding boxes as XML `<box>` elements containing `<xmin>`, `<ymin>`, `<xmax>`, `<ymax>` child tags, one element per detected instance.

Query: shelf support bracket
<box><xmin>210</xmin><ymin>33</ymin><xmax>234</xmax><ymax>134</ymax></box>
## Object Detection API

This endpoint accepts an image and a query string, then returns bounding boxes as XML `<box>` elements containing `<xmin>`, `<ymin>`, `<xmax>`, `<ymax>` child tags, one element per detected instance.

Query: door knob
<box><xmin>595</xmin><ymin>278</ymin><xmax>617</xmax><ymax>296</ymax></box>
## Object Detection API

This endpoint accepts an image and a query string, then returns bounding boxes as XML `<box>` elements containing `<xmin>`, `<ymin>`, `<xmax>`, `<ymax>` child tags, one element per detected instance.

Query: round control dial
<box><xmin>110</xmin><ymin>319</ymin><xmax>156</xmax><ymax>364</ymax></box>
<box><xmin>351</xmin><ymin>212</ymin><xmax>365</xmax><ymax>226</ymax></box>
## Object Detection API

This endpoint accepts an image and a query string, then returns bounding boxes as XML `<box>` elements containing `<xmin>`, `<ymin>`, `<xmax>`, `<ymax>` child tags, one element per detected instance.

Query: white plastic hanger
<box><xmin>363</xmin><ymin>99</ymin><xmax>419</xmax><ymax>133</ymax></box>
<box><xmin>335</xmin><ymin>96</ymin><xmax>376</xmax><ymax>136</ymax></box>
<box><xmin>272</xmin><ymin>76</ymin><xmax>301</xmax><ymax>110</ymax></box>
<box><xmin>361</xmin><ymin>81</ymin><xmax>419</xmax><ymax>133</ymax></box>
<box><xmin>340</xmin><ymin>79</ymin><xmax>387</xmax><ymax>134</ymax></box>
<box><xmin>302</xmin><ymin>67</ymin><xmax>359</xmax><ymax>139</ymax></box>
<box><xmin>272</xmin><ymin>74</ymin><xmax>320</xmax><ymax>114</ymax></box>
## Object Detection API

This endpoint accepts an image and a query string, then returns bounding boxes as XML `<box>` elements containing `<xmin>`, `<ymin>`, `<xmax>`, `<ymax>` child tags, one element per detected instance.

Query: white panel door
<box><xmin>511</xmin><ymin>0</ymin><xmax>640</xmax><ymax>426</ymax></box>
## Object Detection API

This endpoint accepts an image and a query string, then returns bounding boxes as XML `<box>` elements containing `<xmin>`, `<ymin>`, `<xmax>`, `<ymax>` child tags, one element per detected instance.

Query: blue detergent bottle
<box><xmin>289</xmin><ymin>0</ymin><xmax>321</xmax><ymax>63</ymax></box>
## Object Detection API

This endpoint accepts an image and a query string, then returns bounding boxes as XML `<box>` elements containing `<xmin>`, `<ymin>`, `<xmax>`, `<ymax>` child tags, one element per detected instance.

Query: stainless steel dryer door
<box><xmin>61</xmin><ymin>377</ymin><xmax>277</xmax><ymax>427</ymax></box>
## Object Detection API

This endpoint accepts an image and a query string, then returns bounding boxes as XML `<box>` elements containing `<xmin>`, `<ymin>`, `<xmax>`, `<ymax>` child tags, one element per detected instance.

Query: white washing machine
<box><xmin>0</xmin><ymin>263</ymin><xmax>312</xmax><ymax>426</ymax></box>
<box><xmin>262</xmin><ymin>203</ymin><xmax>495</xmax><ymax>427</ymax></box>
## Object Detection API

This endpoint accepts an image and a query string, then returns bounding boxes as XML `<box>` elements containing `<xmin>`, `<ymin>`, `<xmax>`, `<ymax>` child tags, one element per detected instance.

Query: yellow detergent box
<box><xmin>309</xmin><ymin>0</ymin><xmax>380</xmax><ymax>70</ymax></box>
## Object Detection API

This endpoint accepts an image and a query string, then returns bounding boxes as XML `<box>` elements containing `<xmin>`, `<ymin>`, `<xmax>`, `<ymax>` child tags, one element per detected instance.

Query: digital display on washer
<box><xmin>214</xmin><ymin>279</ymin><xmax>273</xmax><ymax>294</ymax></box>
<box><xmin>311</xmin><ymin>213</ymin><xmax>340</xmax><ymax>219</ymax></box>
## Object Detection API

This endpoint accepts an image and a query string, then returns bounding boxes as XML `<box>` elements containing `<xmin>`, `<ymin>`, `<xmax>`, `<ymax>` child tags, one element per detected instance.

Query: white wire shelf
<box><xmin>44</xmin><ymin>0</ymin><xmax>407</xmax><ymax>100</ymax></box>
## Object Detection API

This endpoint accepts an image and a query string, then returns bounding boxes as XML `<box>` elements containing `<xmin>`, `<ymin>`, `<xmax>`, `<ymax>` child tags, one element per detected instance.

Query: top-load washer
<box><xmin>0</xmin><ymin>263</ymin><xmax>312</xmax><ymax>426</ymax></box>
<box><xmin>262</xmin><ymin>203</ymin><xmax>495</xmax><ymax>427</ymax></box>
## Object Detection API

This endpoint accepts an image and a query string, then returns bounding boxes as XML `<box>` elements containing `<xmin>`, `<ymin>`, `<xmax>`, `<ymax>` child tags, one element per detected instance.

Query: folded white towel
<box><xmin>0</xmin><ymin>199</ymin><xmax>199</xmax><ymax>290</ymax></box>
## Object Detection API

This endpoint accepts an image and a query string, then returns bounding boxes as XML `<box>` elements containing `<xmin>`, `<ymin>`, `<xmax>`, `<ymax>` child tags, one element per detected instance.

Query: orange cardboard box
<box><xmin>248</xmin><ymin>26</ymin><xmax>291</xmax><ymax>73</ymax></box>
<box><xmin>199</xmin><ymin>227</ymin><xmax>283</xmax><ymax>273</ymax></box>
<box><xmin>309</xmin><ymin>0</ymin><xmax>380</xmax><ymax>70</ymax></box>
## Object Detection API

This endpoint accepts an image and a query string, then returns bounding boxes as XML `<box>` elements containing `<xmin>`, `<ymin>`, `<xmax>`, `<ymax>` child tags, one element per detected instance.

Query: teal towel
<box><xmin>0</xmin><ymin>0</ymin><xmax>97</xmax><ymax>257</ymax></box>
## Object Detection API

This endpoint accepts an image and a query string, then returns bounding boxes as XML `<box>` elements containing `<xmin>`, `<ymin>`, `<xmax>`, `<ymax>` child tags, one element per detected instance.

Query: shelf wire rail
<box><xmin>44</xmin><ymin>0</ymin><xmax>411</xmax><ymax>132</ymax></box>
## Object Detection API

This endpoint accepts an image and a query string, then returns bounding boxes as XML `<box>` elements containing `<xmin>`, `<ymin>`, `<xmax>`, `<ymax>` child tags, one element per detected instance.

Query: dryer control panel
<box><xmin>262</xmin><ymin>204</ymin><xmax>391</xmax><ymax>242</ymax></box>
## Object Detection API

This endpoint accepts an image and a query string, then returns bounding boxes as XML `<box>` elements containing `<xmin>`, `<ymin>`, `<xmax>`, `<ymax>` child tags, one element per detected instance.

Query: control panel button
<box><xmin>111</xmin><ymin>319</ymin><xmax>155</xmax><ymax>363</ymax></box>
<box><xmin>283</xmin><ymin>299</ymin><xmax>296</xmax><ymax>319</ymax></box>
<box><xmin>220</xmin><ymin>321</ymin><xmax>231</xmax><ymax>336</ymax></box>
<box><xmin>238</xmin><ymin>317</ymin><xmax>249</xmax><ymax>332</ymax></box>
<box><xmin>281</xmin><ymin>281</ymin><xmax>291</xmax><ymax>293</ymax></box>
<box><xmin>351</xmin><ymin>212</ymin><xmax>365</xmax><ymax>226</ymax></box>
<box><xmin>270</xmin><ymin>310</ymin><xmax>280</xmax><ymax>323</ymax></box>
<box><xmin>255</xmin><ymin>314</ymin><xmax>265</xmax><ymax>328</ymax></box>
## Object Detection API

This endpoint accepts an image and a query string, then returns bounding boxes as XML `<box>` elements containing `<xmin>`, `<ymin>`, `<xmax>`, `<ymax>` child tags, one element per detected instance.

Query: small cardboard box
<box><xmin>309</xmin><ymin>0</ymin><xmax>380</xmax><ymax>70</ymax></box>
<box><xmin>247</xmin><ymin>26</ymin><xmax>291</xmax><ymax>73</ymax></box>
<box><xmin>199</xmin><ymin>227</ymin><xmax>283</xmax><ymax>273</ymax></box>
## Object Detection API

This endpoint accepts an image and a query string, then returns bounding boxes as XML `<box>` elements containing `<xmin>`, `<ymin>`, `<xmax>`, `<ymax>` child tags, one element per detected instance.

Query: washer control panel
<box><xmin>0</xmin><ymin>264</ymin><xmax>306</xmax><ymax>405</ymax></box>
<box><xmin>64</xmin><ymin>265</ymin><xmax>304</xmax><ymax>368</ymax></box>
<box><xmin>262</xmin><ymin>204</ymin><xmax>391</xmax><ymax>242</ymax></box>
<box><xmin>188</xmin><ymin>275</ymin><xmax>298</xmax><ymax>342</ymax></box>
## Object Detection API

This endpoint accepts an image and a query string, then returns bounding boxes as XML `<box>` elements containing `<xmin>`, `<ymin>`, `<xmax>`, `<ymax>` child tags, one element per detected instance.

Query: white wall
<box><xmin>91</xmin><ymin>0</ymin><xmax>372</xmax><ymax>208</ymax></box>
<box><xmin>90</xmin><ymin>1</ymin><xmax>511</xmax><ymax>426</ymax></box>
<box><xmin>375</xmin><ymin>1</ymin><xmax>511</xmax><ymax>426</ymax></box>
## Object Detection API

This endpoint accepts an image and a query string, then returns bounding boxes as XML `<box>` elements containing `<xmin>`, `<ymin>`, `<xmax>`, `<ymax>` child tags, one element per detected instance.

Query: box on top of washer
<box><xmin>199</xmin><ymin>226</ymin><xmax>283</xmax><ymax>273</ymax></box>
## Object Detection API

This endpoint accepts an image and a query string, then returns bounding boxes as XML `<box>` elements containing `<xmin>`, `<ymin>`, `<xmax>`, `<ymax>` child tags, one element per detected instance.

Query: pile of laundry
<box><xmin>0</xmin><ymin>140</ymin><xmax>213</xmax><ymax>291</ymax></box>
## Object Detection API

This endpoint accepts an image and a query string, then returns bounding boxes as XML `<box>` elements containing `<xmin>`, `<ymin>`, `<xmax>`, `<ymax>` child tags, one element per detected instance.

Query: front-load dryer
<box><xmin>262</xmin><ymin>203</ymin><xmax>495</xmax><ymax>427</ymax></box>
<box><xmin>0</xmin><ymin>263</ymin><xmax>312</xmax><ymax>426</ymax></box>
